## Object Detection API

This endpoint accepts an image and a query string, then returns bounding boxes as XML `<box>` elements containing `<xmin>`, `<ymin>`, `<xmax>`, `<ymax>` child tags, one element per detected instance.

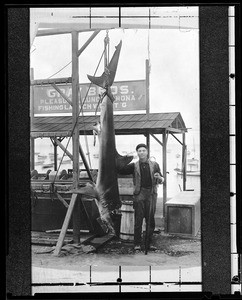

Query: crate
<box><xmin>31</xmin><ymin>190</ymin><xmax>99</xmax><ymax>232</ymax></box>
<box><xmin>165</xmin><ymin>191</ymin><xmax>200</xmax><ymax>237</ymax></box>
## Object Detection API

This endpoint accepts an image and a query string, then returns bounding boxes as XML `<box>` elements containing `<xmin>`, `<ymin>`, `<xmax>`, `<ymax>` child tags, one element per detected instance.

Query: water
<box><xmin>33</xmin><ymin>136</ymin><xmax>200</xmax><ymax>199</ymax></box>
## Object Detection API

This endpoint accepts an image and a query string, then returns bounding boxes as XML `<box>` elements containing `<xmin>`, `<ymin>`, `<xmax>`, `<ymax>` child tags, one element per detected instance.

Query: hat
<box><xmin>136</xmin><ymin>143</ymin><xmax>148</xmax><ymax>151</ymax></box>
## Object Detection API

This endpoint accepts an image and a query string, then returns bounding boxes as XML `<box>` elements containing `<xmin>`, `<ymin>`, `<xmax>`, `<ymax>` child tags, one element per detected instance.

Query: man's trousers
<box><xmin>133</xmin><ymin>187</ymin><xmax>157</xmax><ymax>246</ymax></box>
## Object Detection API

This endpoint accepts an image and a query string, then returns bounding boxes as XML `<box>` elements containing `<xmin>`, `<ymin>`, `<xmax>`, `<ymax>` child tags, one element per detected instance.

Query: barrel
<box><xmin>119</xmin><ymin>199</ymin><xmax>134</xmax><ymax>242</ymax></box>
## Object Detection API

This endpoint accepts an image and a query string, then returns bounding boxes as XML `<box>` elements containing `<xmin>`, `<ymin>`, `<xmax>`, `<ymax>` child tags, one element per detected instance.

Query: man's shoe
<box><xmin>134</xmin><ymin>245</ymin><xmax>141</xmax><ymax>251</ymax></box>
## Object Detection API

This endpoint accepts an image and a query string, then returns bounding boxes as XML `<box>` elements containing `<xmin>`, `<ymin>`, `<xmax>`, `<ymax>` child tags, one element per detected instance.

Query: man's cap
<box><xmin>136</xmin><ymin>143</ymin><xmax>148</xmax><ymax>151</ymax></box>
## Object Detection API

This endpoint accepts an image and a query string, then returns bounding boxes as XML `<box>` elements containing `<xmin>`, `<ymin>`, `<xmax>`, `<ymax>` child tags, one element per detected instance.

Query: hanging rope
<box><xmin>106</xmin><ymin>30</ymin><xmax>110</xmax><ymax>67</ymax></box>
<box><xmin>79</xmin><ymin>88</ymin><xmax>92</xmax><ymax>169</ymax></box>
<box><xmin>52</xmin><ymin>46</ymin><xmax>106</xmax><ymax>184</ymax></box>
<box><xmin>147</xmin><ymin>28</ymin><xmax>151</xmax><ymax>72</ymax></box>
<box><xmin>94</xmin><ymin>31</ymin><xmax>110</xmax><ymax>116</ymax></box>
<box><xmin>47</xmin><ymin>60</ymin><xmax>72</xmax><ymax>79</ymax></box>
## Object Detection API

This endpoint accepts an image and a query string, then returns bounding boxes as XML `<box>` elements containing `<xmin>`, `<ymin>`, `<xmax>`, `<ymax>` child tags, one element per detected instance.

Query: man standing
<box><xmin>118</xmin><ymin>143</ymin><xmax>164</xmax><ymax>251</ymax></box>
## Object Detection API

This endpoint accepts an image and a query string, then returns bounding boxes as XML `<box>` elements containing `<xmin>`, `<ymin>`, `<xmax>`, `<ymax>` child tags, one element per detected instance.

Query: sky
<box><xmin>30</xmin><ymin>7</ymin><xmax>200</xmax><ymax>146</ymax></box>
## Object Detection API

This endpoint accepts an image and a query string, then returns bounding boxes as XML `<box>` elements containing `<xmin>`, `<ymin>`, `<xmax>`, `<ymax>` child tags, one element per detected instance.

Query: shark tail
<box><xmin>87</xmin><ymin>40</ymin><xmax>122</xmax><ymax>89</ymax></box>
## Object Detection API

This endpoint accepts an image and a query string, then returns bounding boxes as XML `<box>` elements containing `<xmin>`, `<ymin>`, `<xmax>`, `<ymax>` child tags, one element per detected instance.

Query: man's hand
<box><xmin>154</xmin><ymin>173</ymin><xmax>164</xmax><ymax>184</ymax></box>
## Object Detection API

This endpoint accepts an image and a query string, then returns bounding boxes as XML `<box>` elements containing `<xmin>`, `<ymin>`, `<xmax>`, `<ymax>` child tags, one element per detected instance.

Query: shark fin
<box><xmin>87</xmin><ymin>74</ymin><xmax>106</xmax><ymax>89</ymax></box>
<box><xmin>115</xmin><ymin>150</ymin><xmax>133</xmax><ymax>171</ymax></box>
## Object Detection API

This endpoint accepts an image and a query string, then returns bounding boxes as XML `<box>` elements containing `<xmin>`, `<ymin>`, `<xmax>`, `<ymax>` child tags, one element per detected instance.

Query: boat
<box><xmin>61</xmin><ymin>159</ymin><xmax>72</xmax><ymax>164</ymax></box>
<box><xmin>35</xmin><ymin>160</ymin><xmax>45</xmax><ymax>166</ymax></box>
<box><xmin>175</xmin><ymin>169</ymin><xmax>200</xmax><ymax>176</ymax></box>
<box><xmin>42</xmin><ymin>163</ymin><xmax>54</xmax><ymax>169</ymax></box>
<box><xmin>38</xmin><ymin>154</ymin><xmax>47</xmax><ymax>159</ymax></box>
<box><xmin>49</xmin><ymin>152</ymin><xmax>59</xmax><ymax>157</ymax></box>
<box><xmin>174</xmin><ymin>158</ymin><xmax>200</xmax><ymax>176</ymax></box>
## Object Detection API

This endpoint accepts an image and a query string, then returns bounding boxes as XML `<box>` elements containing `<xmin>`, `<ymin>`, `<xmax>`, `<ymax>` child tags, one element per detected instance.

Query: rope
<box><xmin>79</xmin><ymin>88</ymin><xmax>92</xmax><ymax>169</ymax></box>
<box><xmin>147</xmin><ymin>28</ymin><xmax>151</xmax><ymax>72</ymax></box>
<box><xmin>47</xmin><ymin>61</ymin><xmax>72</xmax><ymax>79</ymax></box>
<box><xmin>94</xmin><ymin>31</ymin><xmax>109</xmax><ymax>116</ymax></box>
<box><xmin>52</xmin><ymin>47</ymin><xmax>106</xmax><ymax>184</ymax></box>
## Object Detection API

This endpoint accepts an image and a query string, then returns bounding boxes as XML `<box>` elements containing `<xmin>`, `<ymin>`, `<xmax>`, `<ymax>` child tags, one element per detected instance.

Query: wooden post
<box><xmin>72</xmin><ymin>194</ymin><xmax>81</xmax><ymax>243</ymax></box>
<box><xmin>54</xmin><ymin>138</ymin><xmax>73</xmax><ymax>160</ymax></box>
<box><xmin>30</xmin><ymin>68</ymin><xmax>35</xmax><ymax>170</ymax></box>
<box><xmin>77</xmin><ymin>30</ymin><xmax>101</xmax><ymax>57</ymax></box>
<box><xmin>71</xmin><ymin>31</ymin><xmax>80</xmax><ymax>190</ymax></box>
<box><xmin>146</xmin><ymin>133</ymin><xmax>150</xmax><ymax>158</ymax></box>
<box><xmin>182</xmin><ymin>132</ymin><xmax>187</xmax><ymax>191</ymax></box>
<box><xmin>53</xmin><ymin>193</ymin><xmax>78</xmax><ymax>256</ymax></box>
<box><xmin>79</xmin><ymin>143</ymin><xmax>93</xmax><ymax>181</ymax></box>
<box><xmin>30</xmin><ymin>138</ymin><xmax>35</xmax><ymax>171</ymax></box>
<box><xmin>54</xmin><ymin>141</ymin><xmax>58</xmax><ymax>171</ymax></box>
<box><xmin>162</xmin><ymin>130</ymin><xmax>167</xmax><ymax>217</ymax></box>
<box><xmin>71</xmin><ymin>30</ymin><xmax>81</xmax><ymax>247</ymax></box>
<box><xmin>145</xmin><ymin>59</ymin><xmax>150</xmax><ymax>119</ymax></box>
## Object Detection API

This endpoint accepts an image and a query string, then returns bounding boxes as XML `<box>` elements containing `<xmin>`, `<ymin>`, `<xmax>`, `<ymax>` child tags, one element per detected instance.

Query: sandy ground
<box><xmin>32</xmin><ymin>230</ymin><xmax>201</xmax><ymax>268</ymax></box>
<box><xmin>31</xmin><ymin>198</ymin><xmax>202</xmax><ymax>294</ymax></box>
<box><xmin>31</xmin><ymin>228</ymin><xmax>202</xmax><ymax>293</ymax></box>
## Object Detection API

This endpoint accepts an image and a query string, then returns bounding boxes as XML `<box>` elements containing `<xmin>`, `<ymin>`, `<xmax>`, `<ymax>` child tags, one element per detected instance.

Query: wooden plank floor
<box><xmin>31</xmin><ymin>231</ymin><xmax>95</xmax><ymax>246</ymax></box>
<box><xmin>85</xmin><ymin>234</ymin><xmax>115</xmax><ymax>250</ymax></box>
<box><xmin>31</xmin><ymin>231</ymin><xmax>115</xmax><ymax>252</ymax></box>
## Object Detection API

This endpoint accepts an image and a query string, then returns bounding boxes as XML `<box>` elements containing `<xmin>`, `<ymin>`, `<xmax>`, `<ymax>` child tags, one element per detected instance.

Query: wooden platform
<box><xmin>31</xmin><ymin>230</ymin><xmax>115</xmax><ymax>253</ymax></box>
<box><xmin>31</xmin><ymin>230</ymin><xmax>95</xmax><ymax>246</ymax></box>
<box><xmin>83</xmin><ymin>234</ymin><xmax>115</xmax><ymax>251</ymax></box>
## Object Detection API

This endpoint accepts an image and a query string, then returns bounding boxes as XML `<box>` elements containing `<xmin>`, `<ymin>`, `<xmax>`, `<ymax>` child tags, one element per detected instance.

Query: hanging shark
<box><xmin>87</xmin><ymin>41</ymin><xmax>133</xmax><ymax>234</ymax></box>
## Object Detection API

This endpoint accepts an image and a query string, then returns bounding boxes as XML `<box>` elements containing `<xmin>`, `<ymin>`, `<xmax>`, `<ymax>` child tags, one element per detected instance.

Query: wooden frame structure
<box><xmin>30</xmin><ymin>27</ymin><xmax>189</xmax><ymax>255</ymax></box>
<box><xmin>30</xmin><ymin>111</ymin><xmax>188</xmax><ymax>217</ymax></box>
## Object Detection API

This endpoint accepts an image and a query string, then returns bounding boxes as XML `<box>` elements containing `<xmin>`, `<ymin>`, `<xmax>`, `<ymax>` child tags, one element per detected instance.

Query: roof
<box><xmin>31</xmin><ymin>112</ymin><xmax>187</xmax><ymax>138</ymax></box>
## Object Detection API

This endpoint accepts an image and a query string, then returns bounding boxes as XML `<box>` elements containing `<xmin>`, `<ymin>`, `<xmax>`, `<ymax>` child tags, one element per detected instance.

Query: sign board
<box><xmin>33</xmin><ymin>80</ymin><xmax>146</xmax><ymax>115</ymax></box>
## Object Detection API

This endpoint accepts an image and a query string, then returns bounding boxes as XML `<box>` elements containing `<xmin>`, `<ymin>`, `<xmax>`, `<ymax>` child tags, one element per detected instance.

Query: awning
<box><xmin>31</xmin><ymin>112</ymin><xmax>187</xmax><ymax>138</ymax></box>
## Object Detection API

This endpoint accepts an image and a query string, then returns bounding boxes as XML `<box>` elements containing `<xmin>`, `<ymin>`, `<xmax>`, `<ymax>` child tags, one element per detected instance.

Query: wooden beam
<box><xmin>77</xmin><ymin>30</ymin><xmax>101</xmax><ymax>57</ymax></box>
<box><xmin>30</xmin><ymin>68</ymin><xmax>35</xmax><ymax>170</ymax></box>
<box><xmin>145</xmin><ymin>59</ymin><xmax>150</xmax><ymax>119</ymax></box>
<box><xmin>31</xmin><ymin>77</ymin><xmax>72</xmax><ymax>86</ymax></box>
<box><xmin>170</xmin><ymin>132</ymin><xmax>183</xmax><ymax>146</ymax></box>
<box><xmin>54</xmin><ymin>141</ymin><xmax>58</xmax><ymax>171</ymax></box>
<box><xmin>81</xmin><ymin>199</ymin><xmax>95</xmax><ymax>232</ymax></box>
<box><xmin>31</xmin><ymin>132</ymin><xmax>72</xmax><ymax>138</ymax></box>
<box><xmin>37</xmin><ymin>28</ymin><xmax>75</xmax><ymax>36</ymax></box>
<box><xmin>162</xmin><ymin>131</ymin><xmax>167</xmax><ymax>218</ymax></box>
<box><xmin>50</xmin><ymin>137</ymin><xmax>58</xmax><ymax>171</ymax></box>
<box><xmin>182</xmin><ymin>132</ymin><xmax>187</xmax><ymax>191</ymax></box>
<box><xmin>79</xmin><ymin>143</ymin><xmax>93</xmax><ymax>182</ymax></box>
<box><xmin>53</xmin><ymin>193</ymin><xmax>78</xmax><ymax>256</ymax></box>
<box><xmin>146</xmin><ymin>133</ymin><xmax>150</xmax><ymax>158</ymax></box>
<box><xmin>55</xmin><ymin>192</ymin><xmax>69</xmax><ymax>208</ymax></box>
<box><xmin>72</xmin><ymin>195</ymin><xmax>81</xmax><ymax>243</ymax></box>
<box><xmin>51</xmin><ymin>83</ymin><xmax>72</xmax><ymax>106</ymax></box>
<box><xmin>72</xmin><ymin>30</ymin><xmax>80</xmax><ymax>189</ymax></box>
<box><xmin>54</xmin><ymin>138</ymin><xmax>73</xmax><ymax>160</ymax></box>
<box><xmin>30</xmin><ymin>138</ymin><xmax>35</xmax><ymax>171</ymax></box>
<box><xmin>30</xmin><ymin>68</ymin><xmax>34</xmax><ymax>119</ymax></box>
<box><xmin>166</xmin><ymin>127</ymin><xmax>185</xmax><ymax>133</ymax></box>
<box><xmin>150</xmin><ymin>133</ymin><xmax>163</xmax><ymax>147</ymax></box>
<box><xmin>36</xmin><ymin>27</ymin><xmax>97</xmax><ymax>37</ymax></box>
